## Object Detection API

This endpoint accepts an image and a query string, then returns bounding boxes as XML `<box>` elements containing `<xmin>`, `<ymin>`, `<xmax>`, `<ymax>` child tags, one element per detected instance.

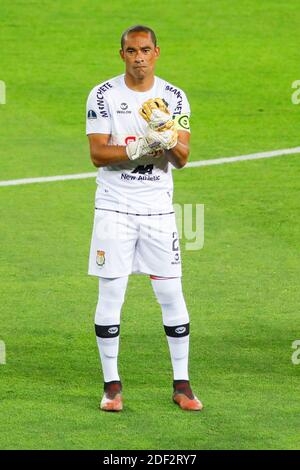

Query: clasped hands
<box><xmin>126</xmin><ymin>98</ymin><xmax>178</xmax><ymax>161</ymax></box>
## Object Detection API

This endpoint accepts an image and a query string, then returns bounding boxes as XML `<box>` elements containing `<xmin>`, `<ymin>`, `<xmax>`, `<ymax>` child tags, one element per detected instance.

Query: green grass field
<box><xmin>0</xmin><ymin>0</ymin><xmax>299</xmax><ymax>450</ymax></box>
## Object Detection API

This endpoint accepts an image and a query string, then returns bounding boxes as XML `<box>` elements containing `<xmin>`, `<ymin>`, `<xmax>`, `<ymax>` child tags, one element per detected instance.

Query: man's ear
<box><xmin>119</xmin><ymin>49</ymin><xmax>125</xmax><ymax>61</ymax></box>
<box><xmin>155</xmin><ymin>46</ymin><xmax>160</xmax><ymax>58</ymax></box>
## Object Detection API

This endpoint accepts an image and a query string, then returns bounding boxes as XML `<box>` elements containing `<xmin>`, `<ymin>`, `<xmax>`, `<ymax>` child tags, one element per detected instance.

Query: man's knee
<box><xmin>95</xmin><ymin>276</ymin><xmax>128</xmax><ymax>325</ymax></box>
<box><xmin>151</xmin><ymin>277</ymin><xmax>189</xmax><ymax>325</ymax></box>
<box><xmin>151</xmin><ymin>277</ymin><xmax>183</xmax><ymax>304</ymax></box>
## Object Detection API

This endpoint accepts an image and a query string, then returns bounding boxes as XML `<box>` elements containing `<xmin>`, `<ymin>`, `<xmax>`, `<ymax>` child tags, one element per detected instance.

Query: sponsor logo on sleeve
<box><xmin>174</xmin><ymin>114</ymin><xmax>190</xmax><ymax>131</ymax></box>
<box><xmin>87</xmin><ymin>109</ymin><xmax>97</xmax><ymax>120</ymax></box>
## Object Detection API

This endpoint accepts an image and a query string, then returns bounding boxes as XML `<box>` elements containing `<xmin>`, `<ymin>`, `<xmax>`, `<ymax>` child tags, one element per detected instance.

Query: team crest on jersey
<box><xmin>96</xmin><ymin>250</ymin><xmax>105</xmax><ymax>267</ymax></box>
<box><xmin>88</xmin><ymin>109</ymin><xmax>97</xmax><ymax>120</ymax></box>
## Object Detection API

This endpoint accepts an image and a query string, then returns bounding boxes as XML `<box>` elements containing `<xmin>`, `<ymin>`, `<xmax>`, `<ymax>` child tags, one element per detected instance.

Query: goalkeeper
<box><xmin>86</xmin><ymin>25</ymin><xmax>203</xmax><ymax>413</ymax></box>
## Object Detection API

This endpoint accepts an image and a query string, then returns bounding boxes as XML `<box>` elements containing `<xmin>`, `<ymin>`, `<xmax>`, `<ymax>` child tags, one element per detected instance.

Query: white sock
<box><xmin>94</xmin><ymin>276</ymin><xmax>128</xmax><ymax>383</ymax></box>
<box><xmin>151</xmin><ymin>277</ymin><xmax>190</xmax><ymax>381</ymax></box>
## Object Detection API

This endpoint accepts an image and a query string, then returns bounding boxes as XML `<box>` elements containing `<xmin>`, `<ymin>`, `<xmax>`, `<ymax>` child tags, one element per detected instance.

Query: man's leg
<box><xmin>151</xmin><ymin>276</ymin><xmax>203</xmax><ymax>411</ymax></box>
<box><xmin>95</xmin><ymin>276</ymin><xmax>128</xmax><ymax>411</ymax></box>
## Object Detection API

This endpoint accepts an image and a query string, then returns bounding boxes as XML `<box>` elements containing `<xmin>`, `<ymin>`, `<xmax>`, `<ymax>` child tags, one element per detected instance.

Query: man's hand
<box><xmin>146</xmin><ymin>122</ymin><xmax>178</xmax><ymax>150</ymax></box>
<box><xmin>126</xmin><ymin>135</ymin><xmax>162</xmax><ymax>161</ymax></box>
<box><xmin>127</xmin><ymin>98</ymin><xmax>179</xmax><ymax>161</ymax></box>
<box><xmin>139</xmin><ymin>98</ymin><xmax>174</xmax><ymax>131</ymax></box>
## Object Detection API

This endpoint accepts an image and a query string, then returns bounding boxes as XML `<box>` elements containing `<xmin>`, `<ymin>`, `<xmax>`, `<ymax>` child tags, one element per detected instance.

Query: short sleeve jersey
<box><xmin>86</xmin><ymin>74</ymin><xmax>190</xmax><ymax>214</ymax></box>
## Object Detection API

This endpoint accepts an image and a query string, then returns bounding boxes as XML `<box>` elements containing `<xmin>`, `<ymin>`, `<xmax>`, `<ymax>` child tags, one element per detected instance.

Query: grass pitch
<box><xmin>0</xmin><ymin>0</ymin><xmax>299</xmax><ymax>450</ymax></box>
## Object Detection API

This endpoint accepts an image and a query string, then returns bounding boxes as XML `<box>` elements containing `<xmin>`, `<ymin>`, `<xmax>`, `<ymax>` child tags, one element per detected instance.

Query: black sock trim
<box><xmin>173</xmin><ymin>380</ymin><xmax>194</xmax><ymax>399</ymax></box>
<box><xmin>164</xmin><ymin>323</ymin><xmax>189</xmax><ymax>338</ymax></box>
<box><xmin>95</xmin><ymin>324</ymin><xmax>120</xmax><ymax>338</ymax></box>
<box><xmin>104</xmin><ymin>380</ymin><xmax>122</xmax><ymax>392</ymax></box>
<box><xmin>173</xmin><ymin>380</ymin><xmax>190</xmax><ymax>387</ymax></box>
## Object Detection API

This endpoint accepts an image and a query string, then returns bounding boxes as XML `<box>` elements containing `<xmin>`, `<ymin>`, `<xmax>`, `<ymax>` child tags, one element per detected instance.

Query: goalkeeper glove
<box><xmin>126</xmin><ymin>135</ymin><xmax>162</xmax><ymax>161</ymax></box>
<box><xmin>139</xmin><ymin>98</ymin><xmax>174</xmax><ymax>131</ymax></box>
<box><xmin>146</xmin><ymin>122</ymin><xmax>178</xmax><ymax>150</ymax></box>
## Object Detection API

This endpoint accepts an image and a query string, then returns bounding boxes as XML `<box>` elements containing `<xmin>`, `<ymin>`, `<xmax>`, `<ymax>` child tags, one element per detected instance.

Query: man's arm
<box><xmin>88</xmin><ymin>134</ymin><xmax>129</xmax><ymax>168</ymax></box>
<box><xmin>165</xmin><ymin>130</ymin><xmax>190</xmax><ymax>169</ymax></box>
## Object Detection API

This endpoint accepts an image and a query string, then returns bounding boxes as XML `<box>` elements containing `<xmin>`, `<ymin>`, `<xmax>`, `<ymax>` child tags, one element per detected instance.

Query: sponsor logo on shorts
<box><xmin>96</xmin><ymin>250</ymin><xmax>105</xmax><ymax>267</ymax></box>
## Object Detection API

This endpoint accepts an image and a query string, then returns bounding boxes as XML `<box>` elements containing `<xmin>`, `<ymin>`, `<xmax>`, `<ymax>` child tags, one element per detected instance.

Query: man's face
<box><xmin>120</xmin><ymin>32</ymin><xmax>160</xmax><ymax>80</ymax></box>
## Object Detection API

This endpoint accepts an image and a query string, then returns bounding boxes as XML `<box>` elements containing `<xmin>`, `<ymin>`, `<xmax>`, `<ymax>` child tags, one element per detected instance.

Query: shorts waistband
<box><xmin>95</xmin><ymin>207</ymin><xmax>175</xmax><ymax>217</ymax></box>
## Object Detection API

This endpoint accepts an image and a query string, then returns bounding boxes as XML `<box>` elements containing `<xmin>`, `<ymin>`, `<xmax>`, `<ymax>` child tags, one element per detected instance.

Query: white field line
<box><xmin>0</xmin><ymin>146</ymin><xmax>299</xmax><ymax>187</ymax></box>
<box><xmin>0</xmin><ymin>172</ymin><xmax>98</xmax><ymax>187</ymax></box>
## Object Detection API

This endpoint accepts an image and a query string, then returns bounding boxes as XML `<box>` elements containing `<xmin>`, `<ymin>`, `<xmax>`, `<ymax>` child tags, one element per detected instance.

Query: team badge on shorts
<box><xmin>96</xmin><ymin>250</ymin><xmax>105</xmax><ymax>267</ymax></box>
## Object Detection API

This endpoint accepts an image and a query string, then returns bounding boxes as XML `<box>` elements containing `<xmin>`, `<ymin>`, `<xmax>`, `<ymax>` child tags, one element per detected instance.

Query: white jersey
<box><xmin>86</xmin><ymin>74</ymin><xmax>190</xmax><ymax>214</ymax></box>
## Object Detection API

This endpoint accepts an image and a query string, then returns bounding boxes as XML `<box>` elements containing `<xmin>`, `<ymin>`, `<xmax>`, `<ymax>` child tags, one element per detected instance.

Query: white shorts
<box><xmin>88</xmin><ymin>208</ymin><xmax>182</xmax><ymax>278</ymax></box>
